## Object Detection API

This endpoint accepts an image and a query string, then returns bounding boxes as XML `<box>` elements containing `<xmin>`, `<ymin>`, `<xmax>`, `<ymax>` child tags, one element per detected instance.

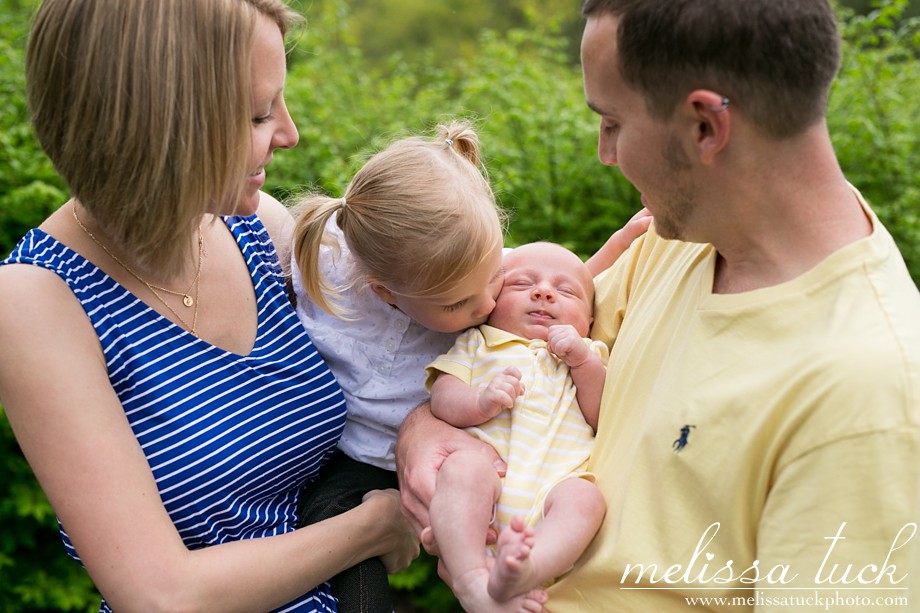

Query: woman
<box><xmin>0</xmin><ymin>1</ymin><xmax>417</xmax><ymax>611</ymax></box>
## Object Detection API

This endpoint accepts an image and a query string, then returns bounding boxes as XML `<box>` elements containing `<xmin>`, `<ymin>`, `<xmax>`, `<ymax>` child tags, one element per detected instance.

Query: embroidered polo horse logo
<box><xmin>672</xmin><ymin>424</ymin><xmax>696</xmax><ymax>453</ymax></box>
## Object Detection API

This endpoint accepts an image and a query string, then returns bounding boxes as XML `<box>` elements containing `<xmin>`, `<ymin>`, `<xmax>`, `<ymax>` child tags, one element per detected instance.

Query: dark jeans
<box><xmin>299</xmin><ymin>451</ymin><xmax>399</xmax><ymax>613</ymax></box>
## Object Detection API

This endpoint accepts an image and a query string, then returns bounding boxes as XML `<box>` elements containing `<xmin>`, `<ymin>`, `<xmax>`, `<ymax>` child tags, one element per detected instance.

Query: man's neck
<box><xmin>708</xmin><ymin>127</ymin><xmax>872</xmax><ymax>294</ymax></box>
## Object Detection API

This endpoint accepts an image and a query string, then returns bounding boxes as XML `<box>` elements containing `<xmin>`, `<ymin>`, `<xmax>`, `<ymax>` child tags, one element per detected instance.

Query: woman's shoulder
<box><xmin>0</xmin><ymin>254</ymin><xmax>102</xmax><ymax>367</ymax></box>
<box><xmin>1</xmin><ymin>228</ymin><xmax>86</xmax><ymax>289</ymax></box>
<box><xmin>0</xmin><ymin>224</ymin><xmax>97</xmax><ymax>311</ymax></box>
<box><xmin>254</xmin><ymin>191</ymin><xmax>295</xmax><ymax>271</ymax></box>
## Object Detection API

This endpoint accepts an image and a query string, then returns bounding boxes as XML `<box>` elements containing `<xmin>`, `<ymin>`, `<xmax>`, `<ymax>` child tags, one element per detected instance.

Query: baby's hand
<box><xmin>478</xmin><ymin>367</ymin><xmax>523</xmax><ymax>419</ymax></box>
<box><xmin>547</xmin><ymin>324</ymin><xmax>590</xmax><ymax>368</ymax></box>
<box><xmin>618</xmin><ymin>207</ymin><xmax>653</xmax><ymax>245</ymax></box>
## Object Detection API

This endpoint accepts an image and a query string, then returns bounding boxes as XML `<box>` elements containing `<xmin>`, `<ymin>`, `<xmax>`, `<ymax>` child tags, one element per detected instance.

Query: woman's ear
<box><xmin>685</xmin><ymin>89</ymin><xmax>731</xmax><ymax>165</ymax></box>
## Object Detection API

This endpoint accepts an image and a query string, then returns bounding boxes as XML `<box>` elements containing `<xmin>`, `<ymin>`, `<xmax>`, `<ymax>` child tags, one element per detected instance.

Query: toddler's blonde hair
<box><xmin>292</xmin><ymin>121</ymin><xmax>505</xmax><ymax>318</ymax></box>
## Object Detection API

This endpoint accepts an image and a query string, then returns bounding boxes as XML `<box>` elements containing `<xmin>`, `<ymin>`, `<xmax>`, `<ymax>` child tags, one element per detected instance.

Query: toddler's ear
<box><xmin>368</xmin><ymin>277</ymin><xmax>397</xmax><ymax>306</ymax></box>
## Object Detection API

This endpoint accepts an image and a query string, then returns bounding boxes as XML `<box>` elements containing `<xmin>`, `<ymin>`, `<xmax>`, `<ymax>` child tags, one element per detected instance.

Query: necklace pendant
<box><xmin>183</xmin><ymin>295</ymin><xmax>194</xmax><ymax>307</ymax></box>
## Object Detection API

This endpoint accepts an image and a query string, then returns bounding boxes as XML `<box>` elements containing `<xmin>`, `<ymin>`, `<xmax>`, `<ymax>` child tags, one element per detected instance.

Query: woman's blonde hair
<box><xmin>26</xmin><ymin>0</ymin><xmax>302</xmax><ymax>275</ymax></box>
<box><xmin>292</xmin><ymin>121</ymin><xmax>506</xmax><ymax>318</ymax></box>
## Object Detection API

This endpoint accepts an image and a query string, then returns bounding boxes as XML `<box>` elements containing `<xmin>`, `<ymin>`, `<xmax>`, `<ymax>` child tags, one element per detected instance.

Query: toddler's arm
<box><xmin>547</xmin><ymin>325</ymin><xmax>606</xmax><ymax>430</ymax></box>
<box><xmin>585</xmin><ymin>208</ymin><xmax>652</xmax><ymax>277</ymax></box>
<box><xmin>429</xmin><ymin>367</ymin><xmax>523</xmax><ymax>428</ymax></box>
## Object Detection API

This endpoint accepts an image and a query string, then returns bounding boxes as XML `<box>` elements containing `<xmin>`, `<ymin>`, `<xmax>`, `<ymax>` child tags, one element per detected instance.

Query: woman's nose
<box><xmin>274</xmin><ymin>100</ymin><xmax>299</xmax><ymax>150</ymax></box>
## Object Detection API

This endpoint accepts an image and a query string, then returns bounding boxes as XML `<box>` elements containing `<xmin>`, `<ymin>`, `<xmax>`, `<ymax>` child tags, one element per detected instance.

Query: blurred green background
<box><xmin>1</xmin><ymin>0</ymin><xmax>918</xmax><ymax>610</ymax></box>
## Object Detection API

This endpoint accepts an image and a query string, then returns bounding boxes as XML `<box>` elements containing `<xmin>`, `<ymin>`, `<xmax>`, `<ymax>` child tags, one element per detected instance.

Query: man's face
<box><xmin>581</xmin><ymin>14</ymin><xmax>698</xmax><ymax>241</ymax></box>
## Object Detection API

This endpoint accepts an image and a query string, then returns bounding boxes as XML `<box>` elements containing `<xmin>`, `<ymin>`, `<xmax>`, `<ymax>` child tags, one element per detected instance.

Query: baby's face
<box><xmin>380</xmin><ymin>244</ymin><xmax>505</xmax><ymax>333</ymax></box>
<box><xmin>486</xmin><ymin>242</ymin><xmax>594</xmax><ymax>340</ymax></box>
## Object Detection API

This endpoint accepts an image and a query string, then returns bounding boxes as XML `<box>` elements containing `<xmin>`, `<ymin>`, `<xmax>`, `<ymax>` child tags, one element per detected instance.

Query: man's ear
<box><xmin>368</xmin><ymin>277</ymin><xmax>397</xmax><ymax>305</ymax></box>
<box><xmin>685</xmin><ymin>89</ymin><xmax>731</xmax><ymax>165</ymax></box>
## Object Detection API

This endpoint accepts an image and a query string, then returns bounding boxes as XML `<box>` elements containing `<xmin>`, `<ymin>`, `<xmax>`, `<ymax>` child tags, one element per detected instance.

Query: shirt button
<box><xmin>386</xmin><ymin>340</ymin><xmax>395</xmax><ymax>351</ymax></box>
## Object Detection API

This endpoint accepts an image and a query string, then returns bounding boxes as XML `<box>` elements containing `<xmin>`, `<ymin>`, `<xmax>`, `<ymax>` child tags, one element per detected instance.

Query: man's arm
<box><xmin>755</xmin><ymin>429</ymin><xmax>919</xmax><ymax>611</ymax></box>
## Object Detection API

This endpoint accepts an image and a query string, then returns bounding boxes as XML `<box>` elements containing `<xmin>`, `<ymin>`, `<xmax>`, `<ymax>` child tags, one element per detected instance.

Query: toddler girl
<box><xmin>291</xmin><ymin>121</ymin><xmax>511</xmax><ymax>612</ymax></box>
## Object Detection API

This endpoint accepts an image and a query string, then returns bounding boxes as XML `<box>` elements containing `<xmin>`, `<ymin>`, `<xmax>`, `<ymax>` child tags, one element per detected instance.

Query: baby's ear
<box><xmin>367</xmin><ymin>277</ymin><xmax>397</xmax><ymax>305</ymax></box>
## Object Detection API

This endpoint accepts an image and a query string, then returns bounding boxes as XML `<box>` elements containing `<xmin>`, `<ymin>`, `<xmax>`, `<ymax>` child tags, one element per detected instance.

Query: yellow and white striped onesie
<box><xmin>425</xmin><ymin>324</ymin><xmax>608</xmax><ymax>531</ymax></box>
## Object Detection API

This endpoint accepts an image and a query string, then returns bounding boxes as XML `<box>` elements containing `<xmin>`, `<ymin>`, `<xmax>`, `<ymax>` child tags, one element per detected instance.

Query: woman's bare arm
<box><xmin>0</xmin><ymin>263</ymin><xmax>416</xmax><ymax>613</ymax></box>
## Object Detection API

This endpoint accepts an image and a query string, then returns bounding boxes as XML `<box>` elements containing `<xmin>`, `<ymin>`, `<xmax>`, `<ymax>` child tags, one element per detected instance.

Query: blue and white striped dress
<box><xmin>2</xmin><ymin>214</ymin><xmax>347</xmax><ymax>612</ymax></box>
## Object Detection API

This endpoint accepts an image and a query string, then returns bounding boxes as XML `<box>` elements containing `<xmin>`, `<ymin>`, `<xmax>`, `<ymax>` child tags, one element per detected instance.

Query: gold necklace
<box><xmin>72</xmin><ymin>203</ymin><xmax>203</xmax><ymax>337</ymax></box>
<box><xmin>146</xmin><ymin>238</ymin><xmax>203</xmax><ymax>307</ymax></box>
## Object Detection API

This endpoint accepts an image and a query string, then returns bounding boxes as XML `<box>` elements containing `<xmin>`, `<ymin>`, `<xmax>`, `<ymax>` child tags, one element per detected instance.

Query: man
<box><xmin>397</xmin><ymin>1</ymin><xmax>920</xmax><ymax>610</ymax></box>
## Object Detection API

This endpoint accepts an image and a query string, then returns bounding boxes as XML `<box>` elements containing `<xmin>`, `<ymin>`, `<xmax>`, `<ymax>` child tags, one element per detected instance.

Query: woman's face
<box><xmin>236</xmin><ymin>13</ymin><xmax>299</xmax><ymax>216</ymax></box>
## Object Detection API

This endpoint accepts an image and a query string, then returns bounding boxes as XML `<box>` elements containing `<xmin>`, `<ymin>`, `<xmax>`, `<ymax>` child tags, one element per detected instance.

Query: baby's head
<box><xmin>486</xmin><ymin>242</ymin><xmax>595</xmax><ymax>340</ymax></box>
<box><xmin>293</xmin><ymin>121</ymin><xmax>505</xmax><ymax>333</ymax></box>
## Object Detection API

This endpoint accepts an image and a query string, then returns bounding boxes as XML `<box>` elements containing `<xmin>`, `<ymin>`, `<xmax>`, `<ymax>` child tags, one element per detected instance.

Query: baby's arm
<box><xmin>546</xmin><ymin>325</ymin><xmax>606</xmax><ymax>430</ymax></box>
<box><xmin>585</xmin><ymin>208</ymin><xmax>652</xmax><ymax>277</ymax></box>
<box><xmin>429</xmin><ymin>368</ymin><xmax>523</xmax><ymax>428</ymax></box>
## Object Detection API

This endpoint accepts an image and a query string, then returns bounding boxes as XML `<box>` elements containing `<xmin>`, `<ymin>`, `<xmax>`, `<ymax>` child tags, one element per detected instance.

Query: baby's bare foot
<box><xmin>488</xmin><ymin>516</ymin><xmax>539</xmax><ymax>601</ymax></box>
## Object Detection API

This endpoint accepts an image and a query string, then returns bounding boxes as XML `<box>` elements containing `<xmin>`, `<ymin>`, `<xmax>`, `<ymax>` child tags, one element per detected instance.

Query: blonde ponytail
<box><xmin>291</xmin><ymin>195</ymin><xmax>350</xmax><ymax>317</ymax></box>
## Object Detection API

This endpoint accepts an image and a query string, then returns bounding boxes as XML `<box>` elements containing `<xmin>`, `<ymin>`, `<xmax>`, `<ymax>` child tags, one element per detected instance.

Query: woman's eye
<box><xmin>253</xmin><ymin>113</ymin><xmax>273</xmax><ymax>125</ymax></box>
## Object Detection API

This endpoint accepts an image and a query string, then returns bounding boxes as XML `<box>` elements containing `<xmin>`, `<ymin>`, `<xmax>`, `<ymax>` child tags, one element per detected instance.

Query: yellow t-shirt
<box><xmin>427</xmin><ymin>324</ymin><xmax>608</xmax><ymax>530</ymax></box>
<box><xmin>547</xmin><ymin>193</ymin><xmax>920</xmax><ymax>612</ymax></box>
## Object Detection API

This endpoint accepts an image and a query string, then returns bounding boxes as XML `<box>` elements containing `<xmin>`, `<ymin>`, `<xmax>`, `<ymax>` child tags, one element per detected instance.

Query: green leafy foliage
<box><xmin>0</xmin><ymin>0</ymin><xmax>917</xmax><ymax>611</ymax></box>
<box><xmin>275</xmin><ymin>2</ymin><xmax>641</xmax><ymax>264</ymax></box>
<box><xmin>830</xmin><ymin>0</ymin><xmax>920</xmax><ymax>282</ymax></box>
<box><xmin>447</xmin><ymin>28</ymin><xmax>639</xmax><ymax>256</ymax></box>
<box><xmin>0</xmin><ymin>8</ymin><xmax>67</xmax><ymax>256</ymax></box>
<box><xmin>388</xmin><ymin>551</ymin><xmax>460</xmax><ymax>612</ymax></box>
